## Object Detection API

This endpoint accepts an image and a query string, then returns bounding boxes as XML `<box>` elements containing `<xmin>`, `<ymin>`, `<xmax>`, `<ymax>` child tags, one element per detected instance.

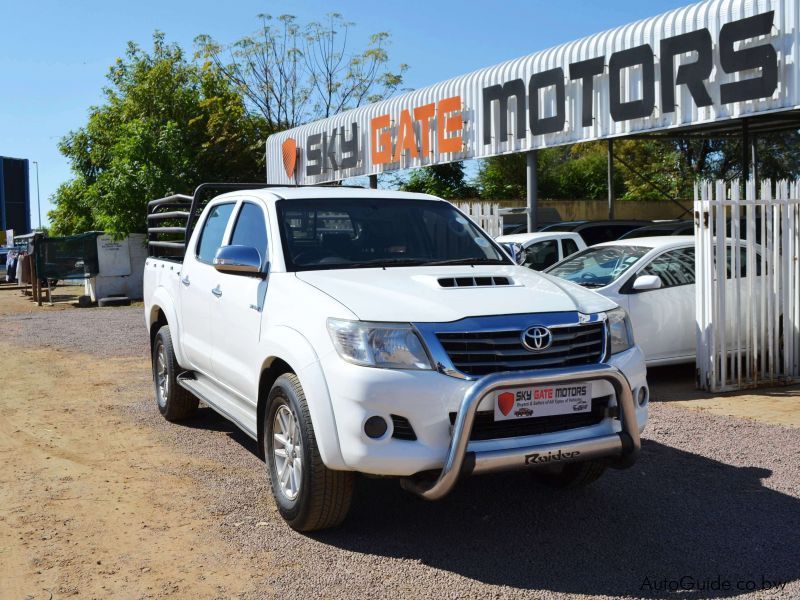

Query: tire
<box><xmin>152</xmin><ymin>325</ymin><xmax>198</xmax><ymax>422</ymax></box>
<box><xmin>264</xmin><ymin>374</ymin><xmax>354</xmax><ymax>532</ymax></box>
<box><xmin>530</xmin><ymin>460</ymin><xmax>607</xmax><ymax>489</ymax></box>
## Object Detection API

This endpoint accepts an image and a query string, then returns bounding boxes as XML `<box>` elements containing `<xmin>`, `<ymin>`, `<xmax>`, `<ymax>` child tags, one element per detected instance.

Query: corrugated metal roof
<box><xmin>267</xmin><ymin>0</ymin><xmax>799</xmax><ymax>184</ymax></box>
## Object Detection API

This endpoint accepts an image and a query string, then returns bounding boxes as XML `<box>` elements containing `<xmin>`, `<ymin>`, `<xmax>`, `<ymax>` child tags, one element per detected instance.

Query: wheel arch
<box><xmin>257</xmin><ymin>357</ymin><xmax>295</xmax><ymax>459</ymax></box>
<box><xmin>147</xmin><ymin>288</ymin><xmax>189</xmax><ymax>367</ymax></box>
<box><xmin>255</xmin><ymin>327</ymin><xmax>346</xmax><ymax>470</ymax></box>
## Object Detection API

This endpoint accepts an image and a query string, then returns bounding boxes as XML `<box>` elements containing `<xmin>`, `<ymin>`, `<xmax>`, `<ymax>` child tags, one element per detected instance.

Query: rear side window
<box><xmin>230</xmin><ymin>203</ymin><xmax>269</xmax><ymax>267</ymax></box>
<box><xmin>562</xmin><ymin>238</ymin><xmax>579</xmax><ymax>257</ymax></box>
<box><xmin>196</xmin><ymin>203</ymin><xmax>235</xmax><ymax>264</ymax></box>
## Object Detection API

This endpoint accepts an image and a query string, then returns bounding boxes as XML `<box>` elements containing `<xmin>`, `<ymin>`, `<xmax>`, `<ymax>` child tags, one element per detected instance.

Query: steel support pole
<box><xmin>526</xmin><ymin>150</ymin><xmax>538</xmax><ymax>232</ymax></box>
<box><xmin>368</xmin><ymin>174</ymin><xmax>378</xmax><ymax>189</ymax></box>
<box><xmin>33</xmin><ymin>161</ymin><xmax>41</xmax><ymax>230</ymax></box>
<box><xmin>607</xmin><ymin>139</ymin><xmax>616</xmax><ymax>220</ymax></box>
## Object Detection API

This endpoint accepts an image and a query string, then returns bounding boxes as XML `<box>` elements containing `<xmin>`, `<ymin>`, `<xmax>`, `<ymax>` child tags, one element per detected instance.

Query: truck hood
<box><xmin>295</xmin><ymin>265</ymin><xmax>617</xmax><ymax>322</ymax></box>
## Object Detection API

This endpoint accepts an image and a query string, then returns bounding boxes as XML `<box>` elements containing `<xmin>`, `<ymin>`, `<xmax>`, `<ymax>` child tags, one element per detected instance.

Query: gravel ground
<box><xmin>6</xmin><ymin>304</ymin><xmax>800</xmax><ymax>599</ymax></box>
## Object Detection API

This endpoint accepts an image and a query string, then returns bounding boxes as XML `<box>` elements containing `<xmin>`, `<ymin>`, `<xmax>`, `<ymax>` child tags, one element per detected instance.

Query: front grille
<box><xmin>435</xmin><ymin>322</ymin><xmax>605</xmax><ymax>377</ymax></box>
<box><xmin>390</xmin><ymin>415</ymin><xmax>417</xmax><ymax>441</ymax></box>
<box><xmin>449</xmin><ymin>395</ymin><xmax>613</xmax><ymax>441</ymax></box>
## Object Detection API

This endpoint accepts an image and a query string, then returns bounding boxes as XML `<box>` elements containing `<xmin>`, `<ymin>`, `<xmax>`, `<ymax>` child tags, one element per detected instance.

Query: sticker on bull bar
<box><xmin>494</xmin><ymin>383</ymin><xmax>592</xmax><ymax>421</ymax></box>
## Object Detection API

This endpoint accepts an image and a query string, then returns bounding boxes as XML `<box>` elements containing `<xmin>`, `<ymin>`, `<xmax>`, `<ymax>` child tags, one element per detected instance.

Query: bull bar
<box><xmin>400</xmin><ymin>364</ymin><xmax>641</xmax><ymax>500</ymax></box>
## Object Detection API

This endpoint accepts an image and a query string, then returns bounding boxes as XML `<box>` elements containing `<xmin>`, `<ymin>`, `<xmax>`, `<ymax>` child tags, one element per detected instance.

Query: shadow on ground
<box><xmin>319</xmin><ymin>441</ymin><xmax>799</xmax><ymax>597</ymax></box>
<box><xmin>648</xmin><ymin>362</ymin><xmax>800</xmax><ymax>402</ymax></box>
<box><xmin>181</xmin><ymin>406</ymin><xmax>261</xmax><ymax>458</ymax></box>
<box><xmin>183</xmin><ymin>407</ymin><xmax>799</xmax><ymax>598</ymax></box>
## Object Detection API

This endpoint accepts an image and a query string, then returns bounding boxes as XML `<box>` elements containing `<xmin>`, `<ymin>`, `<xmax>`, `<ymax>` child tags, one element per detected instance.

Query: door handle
<box><xmin>211</xmin><ymin>285</ymin><xmax>222</xmax><ymax>298</ymax></box>
<box><xmin>180</xmin><ymin>275</ymin><xmax>190</xmax><ymax>287</ymax></box>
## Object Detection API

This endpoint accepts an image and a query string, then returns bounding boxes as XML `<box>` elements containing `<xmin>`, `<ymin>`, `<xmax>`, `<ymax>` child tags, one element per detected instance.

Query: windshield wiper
<box><xmin>339</xmin><ymin>258</ymin><xmax>429</xmax><ymax>269</ymax></box>
<box><xmin>576</xmin><ymin>282</ymin><xmax>606</xmax><ymax>288</ymax></box>
<box><xmin>423</xmin><ymin>257</ymin><xmax>507</xmax><ymax>266</ymax></box>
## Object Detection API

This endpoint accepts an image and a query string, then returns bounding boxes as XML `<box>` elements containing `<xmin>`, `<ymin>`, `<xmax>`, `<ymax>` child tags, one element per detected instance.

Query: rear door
<box><xmin>625</xmin><ymin>248</ymin><xmax>696</xmax><ymax>362</ymax></box>
<box><xmin>210</xmin><ymin>200</ymin><xmax>270</xmax><ymax>404</ymax></box>
<box><xmin>179</xmin><ymin>202</ymin><xmax>236</xmax><ymax>373</ymax></box>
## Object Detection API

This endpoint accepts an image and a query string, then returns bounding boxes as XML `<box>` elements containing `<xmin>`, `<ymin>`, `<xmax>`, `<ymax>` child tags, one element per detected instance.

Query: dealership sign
<box><xmin>266</xmin><ymin>0</ymin><xmax>799</xmax><ymax>184</ymax></box>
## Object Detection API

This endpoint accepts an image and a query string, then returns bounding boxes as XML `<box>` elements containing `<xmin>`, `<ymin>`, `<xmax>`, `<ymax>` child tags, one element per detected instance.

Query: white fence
<box><xmin>695</xmin><ymin>180</ymin><xmax>800</xmax><ymax>392</ymax></box>
<box><xmin>456</xmin><ymin>202</ymin><xmax>503</xmax><ymax>238</ymax></box>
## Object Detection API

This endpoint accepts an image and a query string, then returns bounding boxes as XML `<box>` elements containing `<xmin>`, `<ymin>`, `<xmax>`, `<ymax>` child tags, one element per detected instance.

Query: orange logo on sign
<box><xmin>282</xmin><ymin>138</ymin><xmax>298</xmax><ymax>179</ymax></box>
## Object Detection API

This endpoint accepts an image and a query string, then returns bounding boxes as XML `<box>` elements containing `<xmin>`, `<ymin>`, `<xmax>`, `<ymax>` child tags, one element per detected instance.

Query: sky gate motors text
<box><xmin>482</xmin><ymin>11</ymin><xmax>778</xmax><ymax>144</ymax></box>
<box><xmin>299</xmin><ymin>11</ymin><xmax>779</xmax><ymax>178</ymax></box>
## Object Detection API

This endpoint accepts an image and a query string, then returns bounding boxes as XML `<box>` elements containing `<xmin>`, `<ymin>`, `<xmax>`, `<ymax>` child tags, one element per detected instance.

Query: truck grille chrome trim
<box><xmin>399</xmin><ymin>364</ymin><xmax>640</xmax><ymax>500</ymax></box>
<box><xmin>415</xmin><ymin>311</ymin><xmax>607</xmax><ymax>380</ymax></box>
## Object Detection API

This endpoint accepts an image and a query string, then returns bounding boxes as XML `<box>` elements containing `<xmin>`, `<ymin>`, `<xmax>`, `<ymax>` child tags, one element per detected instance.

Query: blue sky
<box><xmin>0</xmin><ymin>0</ymin><xmax>691</xmax><ymax>226</ymax></box>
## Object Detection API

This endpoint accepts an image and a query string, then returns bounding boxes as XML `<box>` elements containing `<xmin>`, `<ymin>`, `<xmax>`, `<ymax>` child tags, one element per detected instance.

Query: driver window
<box><xmin>230</xmin><ymin>203</ymin><xmax>269</xmax><ymax>268</ymax></box>
<box><xmin>196</xmin><ymin>203</ymin><xmax>236</xmax><ymax>264</ymax></box>
<box><xmin>638</xmin><ymin>248</ymin><xmax>695</xmax><ymax>288</ymax></box>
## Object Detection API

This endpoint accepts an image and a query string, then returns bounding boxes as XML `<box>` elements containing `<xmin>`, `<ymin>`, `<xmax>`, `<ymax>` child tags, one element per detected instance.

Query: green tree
<box><xmin>476</xmin><ymin>132</ymin><xmax>800</xmax><ymax>202</ymax></box>
<box><xmin>399</xmin><ymin>162</ymin><xmax>476</xmax><ymax>199</ymax></box>
<box><xmin>196</xmin><ymin>13</ymin><xmax>408</xmax><ymax>128</ymax></box>
<box><xmin>50</xmin><ymin>33</ymin><xmax>269</xmax><ymax>237</ymax></box>
<box><xmin>477</xmin><ymin>144</ymin><xmax>623</xmax><ymax>200</ymax></box>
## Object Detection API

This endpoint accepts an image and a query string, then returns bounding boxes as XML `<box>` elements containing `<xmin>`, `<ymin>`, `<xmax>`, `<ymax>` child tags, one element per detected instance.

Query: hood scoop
<box><xmin>438</xmin><ymin>276</ymin><xmax>513</xmax><ymax>288</ymax></box>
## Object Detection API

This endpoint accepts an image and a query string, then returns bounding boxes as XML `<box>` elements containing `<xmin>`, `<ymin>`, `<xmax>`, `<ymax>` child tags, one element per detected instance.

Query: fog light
<box><xmin>637</xmin><ymin>387</ymin><xmax>648</xmax><ymax>407</ymax></box>
<box><xmin>364</xmin><ymin>416</ymin><xmax>388</xmax><ymax>439</ymax></box>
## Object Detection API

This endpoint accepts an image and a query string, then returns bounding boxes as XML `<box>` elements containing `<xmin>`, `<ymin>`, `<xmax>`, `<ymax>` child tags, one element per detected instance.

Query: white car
<box><xmin>495</xmin><ymin>232</ymin><xmax>586</xmax><ymax>271</ymax></box>
<box><xmin>546</xmin><ymin>236</ymin><xmax>757</xmax><ymax>366</ymax></box>
<box><xmin>144</xmin><ymin>186</ymin><xmax>648</xmax><ymax>531</ymax></box>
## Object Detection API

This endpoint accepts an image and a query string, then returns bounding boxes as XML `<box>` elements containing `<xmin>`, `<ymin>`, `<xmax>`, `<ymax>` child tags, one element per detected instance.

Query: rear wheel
<box><xmin>530</xmin><ymin>460</ymin><xmax>607</xmax><ymax>488</ymax></box>
<box><xmin>264</xmin><ymin>374</ymin><xmax>354</xmax><ymax>532</ymax></box>
<box><xmin>152</xmin><ymin>325</ymin><xmax>198</xmax><ymax>422</ymax></box>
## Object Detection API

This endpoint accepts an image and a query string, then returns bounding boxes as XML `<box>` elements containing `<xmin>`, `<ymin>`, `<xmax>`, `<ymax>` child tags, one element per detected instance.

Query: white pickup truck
<box><xmin>144</xmin><ymin>184</ymin><xmax>648</xmax><ymax>531</ymax></box>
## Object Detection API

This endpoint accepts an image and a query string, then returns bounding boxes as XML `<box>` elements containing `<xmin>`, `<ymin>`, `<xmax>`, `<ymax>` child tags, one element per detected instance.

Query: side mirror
<box><xmin>213</xmin><ymin>245</ymin><xmax>265</xmax><ymax>277</ymax></box>
<box><xmin>632</xmin><ymin>274</ymin><xmax>662</xmax><ymax>291</ymax></box>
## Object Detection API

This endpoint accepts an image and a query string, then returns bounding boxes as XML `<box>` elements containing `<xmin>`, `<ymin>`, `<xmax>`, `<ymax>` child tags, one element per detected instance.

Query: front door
<box><xmin>626</xmin><ymin>248</ymin><xmax>696</xmax><ymax>362</ymax></box>
<box><xmin>210</xmin><ymin>201</ymin><xmax>270</xmax><ymax>406</ymax></box>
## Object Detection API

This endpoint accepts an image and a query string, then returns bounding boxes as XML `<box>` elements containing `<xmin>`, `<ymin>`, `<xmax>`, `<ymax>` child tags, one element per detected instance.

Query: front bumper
<box><xmin>399</xmin><ymin>363</ymin><xmax>640</xmax><ymax>499</ymax></box>
<box><xmin>319</xmin><ymin>344</ymin><xmax>647</xmax><ymax>481</ymax></box>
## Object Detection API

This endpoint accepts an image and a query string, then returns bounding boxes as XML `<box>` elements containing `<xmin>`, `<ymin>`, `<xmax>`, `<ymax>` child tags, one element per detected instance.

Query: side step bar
<box><xmin>400</xmin><ymin>364</ymin><xmax>640</xmax><ymax>500</ymax></box>
<box><xmin>176</xmin><ymin>372</ymin><xmax>258</xmax><ymax>440</ymax></box>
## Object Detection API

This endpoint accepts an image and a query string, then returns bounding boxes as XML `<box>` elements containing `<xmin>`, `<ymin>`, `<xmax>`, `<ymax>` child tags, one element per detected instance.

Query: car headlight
<box><xmin>605</xmin><ymin>308</ymin><xmax>634</xmax><ymax>355</ymax></box>
<box><xmin>326</xmin><ymin>318</ymin><xmax>433</xmax><ymax>370</ymax></box>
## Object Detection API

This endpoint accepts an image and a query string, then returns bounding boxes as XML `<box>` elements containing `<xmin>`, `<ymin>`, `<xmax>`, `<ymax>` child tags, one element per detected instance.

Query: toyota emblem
<box><xmin>522</xmin><ymin>326</ymin><xmax>553</xmax><ymax>351</ymax></box>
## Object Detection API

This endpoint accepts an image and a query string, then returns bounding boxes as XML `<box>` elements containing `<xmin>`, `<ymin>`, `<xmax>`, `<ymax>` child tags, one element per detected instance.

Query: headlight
<box><xmin>326</xmin><ymin>318</ymin><xmax>433</xmax><ymax>370</ymax></box>
<box><xmin>605</xmin><ymin>308</ymin><xmax>634</xmax><ymax>355</ymax></box>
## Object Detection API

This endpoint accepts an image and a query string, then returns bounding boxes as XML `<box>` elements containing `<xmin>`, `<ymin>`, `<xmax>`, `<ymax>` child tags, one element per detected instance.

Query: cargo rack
<box><xmin>146</xmin><ymin>182</ymin><xmax>365</xmax><ymax>259</ymax></box>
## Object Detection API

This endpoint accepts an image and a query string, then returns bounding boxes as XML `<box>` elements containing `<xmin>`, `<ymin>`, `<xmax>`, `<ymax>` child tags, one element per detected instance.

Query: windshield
<box><xmin>546</xmin><ymin>245</ymin><xmax>649</xmax><ymax>288</ymax></box>
<box><xmin>277</xmin><ymin>198</ymin><xmax>510</xmax><ymax>271</ymax></box>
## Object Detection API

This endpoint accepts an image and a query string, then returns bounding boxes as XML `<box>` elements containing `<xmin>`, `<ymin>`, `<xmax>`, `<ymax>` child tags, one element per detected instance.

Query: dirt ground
<box><xmin>0</xmin><ymin>289</ymin><xmax>263</xmax><ymax>598</ymax></box>
<box><xmin>1</xmin><ymin>285</ymin><xmax>799</xmax><ymax>599</ymax></box>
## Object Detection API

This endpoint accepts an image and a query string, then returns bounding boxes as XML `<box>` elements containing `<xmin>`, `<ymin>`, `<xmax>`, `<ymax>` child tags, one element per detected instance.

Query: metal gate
<box><xmin>695</xmin><ymin>179</ymin><xmax>800</xmax><ymax>392</ymax></box>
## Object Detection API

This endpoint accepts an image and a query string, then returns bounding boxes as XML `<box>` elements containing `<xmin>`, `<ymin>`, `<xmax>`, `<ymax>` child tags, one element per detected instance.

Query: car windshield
<box><xmin>546</xmin><ymin>245</ymin><xmax>649</xmax><ymax>288</ymax></box>
<box><xmin>277</xmin><ymin>198</ymin><xmax>510</xmax><ymax>271</ymax></box>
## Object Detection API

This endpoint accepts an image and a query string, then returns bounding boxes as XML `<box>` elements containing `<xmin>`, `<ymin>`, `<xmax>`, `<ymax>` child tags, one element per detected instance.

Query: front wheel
<box><xmin>264</xmin><ymin>374</ymin><xmax>354</xmax><ymax>532</ymax></box>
